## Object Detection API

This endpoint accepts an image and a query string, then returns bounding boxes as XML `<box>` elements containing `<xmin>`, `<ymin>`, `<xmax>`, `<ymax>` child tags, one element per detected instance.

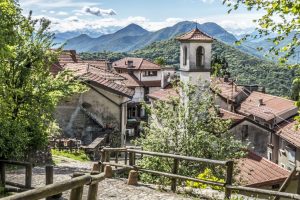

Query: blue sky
<box><xmin>19</xmin><ymin>0</ymin><xmax>262</xmax><ymax>35</ymax></box>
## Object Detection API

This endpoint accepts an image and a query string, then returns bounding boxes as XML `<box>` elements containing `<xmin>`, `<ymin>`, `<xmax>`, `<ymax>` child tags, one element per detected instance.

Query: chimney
<box><xmin>258</xmin><ymin>98</ymin><xmax>263</xmax><ymax>106</ymax></box>
<box><xmin>127</xmin><ymin>60</ymin><xmax>133</xmax><ymax>68</ymax></box>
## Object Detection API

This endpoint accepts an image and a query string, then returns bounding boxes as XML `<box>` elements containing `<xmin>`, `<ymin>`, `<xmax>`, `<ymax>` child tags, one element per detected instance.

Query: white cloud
<box><xmin>49</xmin><ymin>10</ymin><xmax>56</xmax><ymax>14</ymax></box>
<box><xmin>200</xmin><ymin>0</ymin><xmax>215</xmax><ymax>3</ymax></box>
<box><xmin>193</xmin><ymin>13</ymin><xmax>262</xmax><ymax>34</ymax></box>
<box><xmin>83</xmin><ymin>6</ymin><xmax>116</xmax><ymax>17</ymax></box>
<box><xmin>57</xmin><ymin>11</ymin><xmax>68</xmax><ymax>16</ymax></box>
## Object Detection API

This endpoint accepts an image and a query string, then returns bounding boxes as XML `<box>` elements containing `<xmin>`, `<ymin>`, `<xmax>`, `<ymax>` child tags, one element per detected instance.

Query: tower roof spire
<box><xmin>176</xmin><ymin>28</ymin><xmax>214</xmax><ymax>42</ymax></box>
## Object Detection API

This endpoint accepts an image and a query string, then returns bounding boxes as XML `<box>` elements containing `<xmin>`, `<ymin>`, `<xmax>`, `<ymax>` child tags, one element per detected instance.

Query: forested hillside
<box><xmin>80</xmin><ymin>38</ymin><xmax>294</xmax><ymax>97</ymax></box>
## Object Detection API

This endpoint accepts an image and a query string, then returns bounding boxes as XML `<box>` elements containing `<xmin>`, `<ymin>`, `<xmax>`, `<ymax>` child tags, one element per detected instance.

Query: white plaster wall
<box><xmin>132</xmin><ymin>87</ymin><xmax>144</xmax><ymax>102</ymax></box>
<box><xmin>277</xmin><ymin>138</ymin><xmax>297</xmax><ymax>171</ymax></box>
<box><xmin>140</xmin><ymin>71</ymin><xmax>162</xmax><ymax>81</ymax></box>
<box><xmin>180</xmin><ymin>71</ymin><xmax>210</xmax><ymax>85</ymax></box>
<box><xmin>180</xmin><ymin>42</ymin><xmax>212</xmax><ymax>70</ymax></box>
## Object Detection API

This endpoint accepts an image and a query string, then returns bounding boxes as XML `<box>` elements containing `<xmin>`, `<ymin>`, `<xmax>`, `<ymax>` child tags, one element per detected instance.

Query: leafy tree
<box><xmin>154</xmin><ymin>57</ymin><xmax>166</xmax><ymax>67</ymax></box>
<box><xmin>223</xmin><ymin>0</ymin><xmax>300</xmax><ymax>65</ymax></box>
<box><xmin>134</xmin><ymin>81</ymin><xmax>245</xmax><ymax>185</ymax></box>
<box><xmin>0</xmin><ymin>1</ymin><xmax>85</xmax><ymax>159</ymax></box>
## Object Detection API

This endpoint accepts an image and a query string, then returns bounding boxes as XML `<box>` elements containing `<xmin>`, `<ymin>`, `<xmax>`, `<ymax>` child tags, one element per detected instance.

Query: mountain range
<box><xmin>61</xmin><ymin>21</ymin><xmax>239</xmax><ymax>53</ymax></box>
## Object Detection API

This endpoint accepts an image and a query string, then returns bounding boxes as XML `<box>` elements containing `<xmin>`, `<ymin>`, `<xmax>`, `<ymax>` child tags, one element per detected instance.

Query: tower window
<box><xmin>183</xmin><ymin>46</ymin><xmax>187</xmax><ymax>66</ymax></box>
<box><xmin>196</xmin><ymin>46</ymin><xmax>205</xmax><ymax>68</ymax></box>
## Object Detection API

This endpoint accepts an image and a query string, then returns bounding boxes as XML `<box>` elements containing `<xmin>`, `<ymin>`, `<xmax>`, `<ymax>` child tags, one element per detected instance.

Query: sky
<box><xmin>19</xmin><ymin>0</ymin><xmax>263</xmax><ymax>35</ymax></box>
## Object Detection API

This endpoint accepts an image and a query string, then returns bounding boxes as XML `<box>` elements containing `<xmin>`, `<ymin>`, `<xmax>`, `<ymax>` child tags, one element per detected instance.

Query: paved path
<box><xmin>5</xmin><ymin>156</ymin><xmax>198</xmax><ymax>200</ymax></box>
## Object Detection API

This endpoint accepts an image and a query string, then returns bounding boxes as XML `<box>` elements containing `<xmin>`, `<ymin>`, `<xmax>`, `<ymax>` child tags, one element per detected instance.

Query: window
<box><xmin>242</xmin><ymin>125</ymin><xmax>248</xmax><ymax>141</ymax></box>
<box><xmin>268</xmin><ymin>152</ymin><xmax>272</xmax><ymax>161</ymax></box>
<box><xmin>143</xmin><ymin>71</ymin><xmax>157</xmax><ymax>77</ymax></box>
<box><xmin>286</xmin><ymin>145</ymin><xmax>296</xmax><ymax>163</ymax></box>
<box><xmin>196</xmin><ymin>46</ymin><xmax>205</xmax><ymax>67</ymax></box>
<box><xmin>183</xmin><ymin>46</ymin><xmax>187</xmax><ymax>65</ymax></box>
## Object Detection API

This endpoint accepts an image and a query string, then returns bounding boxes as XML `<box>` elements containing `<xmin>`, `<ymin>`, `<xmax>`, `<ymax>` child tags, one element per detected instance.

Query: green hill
<box><xmin>80</xmin><ymin>38</ymin><xmax>294</xmax><ymax>97</ymax></box>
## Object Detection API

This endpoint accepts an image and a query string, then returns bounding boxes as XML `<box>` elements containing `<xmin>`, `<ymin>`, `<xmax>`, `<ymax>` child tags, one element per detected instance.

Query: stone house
<box><xmin>53</xmin><ymin>51</ymin><xmax>134</xmax><ymax>150</ymax></box>
<box><xmin>220</xmin><ymin>109</ymin><xmax>273</xmax><ymax>158</ymax></box>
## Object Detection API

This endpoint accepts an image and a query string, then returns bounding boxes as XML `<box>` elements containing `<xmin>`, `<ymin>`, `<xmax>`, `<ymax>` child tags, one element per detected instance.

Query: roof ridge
<box><xmin>252</xmin><ymin>91</ymin><xmax>296</xmax><ymax>103</ymax></box>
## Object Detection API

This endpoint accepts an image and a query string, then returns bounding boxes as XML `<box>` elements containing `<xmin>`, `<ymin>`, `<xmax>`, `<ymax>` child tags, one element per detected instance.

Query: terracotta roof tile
<box><xmin>276</xmin><ymin>119</ymin><xmax>300</xmax><ymax>148</ymax></box>
<box><xmin>176</xmin><ymin>28</ymin><xmax>213</xmax><ymax>42</ymax></box>
<box><xmin>237</xmin><ymin>91</ymin><xmax>297</xmax><ymax>122</ymax></box>
<box><xmin>237</xmin><ymin>151</ymin><xmax>289</xmax><ymax>187</ymax></box>
<box><xmin>113</xmin><ymin>57</ymin><xmax>161</xmax><ymax>70</ymax></box>
<box><xmin>219</xmin><ymin>109</ymin><xmax>245</xmax><ymax>124</ymax></box>
<box><xmin>147</xmin><ymin>88</ymin><xmax>179</xmax><ymax>101</ymax></box>
<box><xmin>81</xmin><ymin>72</ymin><xmax>134</xmax><ymax>97</ymax></box>
<box><xmin>120</xmin><ymin>73</ymin><xmax>143</xmax><ymax>87</ymax></box>
<box><xmin>211</xmin><ymin>78</ymin><xmax>245</xmax><ymax>102</ymax></box>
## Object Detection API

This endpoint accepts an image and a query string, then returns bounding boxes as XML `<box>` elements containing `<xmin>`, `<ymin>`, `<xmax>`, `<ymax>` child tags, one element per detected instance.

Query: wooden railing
<box><xmin>100</xmin><ymin>147</ymin><xmax>300</xmax><ymax>200</ymax></box>
<box><xmin>0</xmin><ymin>160</ymin><xmax>33</xmax><ymax>190</ymax></box>
<box><xmin>0</xmin><ymin>164</ymin><xmax>105</xmax><ymax>200</ymax></box>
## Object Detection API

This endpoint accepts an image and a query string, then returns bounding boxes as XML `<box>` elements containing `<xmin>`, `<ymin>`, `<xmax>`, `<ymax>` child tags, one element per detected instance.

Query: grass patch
<box><xmin>51</xmin><ymin>149</ymin><xmax>90</xmax><ymax>162</ymax></box>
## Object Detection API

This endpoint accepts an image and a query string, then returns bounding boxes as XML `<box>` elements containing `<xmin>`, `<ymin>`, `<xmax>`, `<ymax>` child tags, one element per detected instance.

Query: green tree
<box><xmin>0</xmin><ymin>1</ymin><xmax>85</xmax><ymax>159</ymax></box>
<box><xmin>134</xmin><ymin>81</ymin><xmax>245</xmax><ymax>185</ymax></box>
<box><xmin>223</xmin><ymin>0</ymin><xmax>300</xmax><ymax>65</ymax></box>
<box><xmin>154</xmin><ymin>57</ymin><xmax>166</xmax><ymax>67</ymax></box>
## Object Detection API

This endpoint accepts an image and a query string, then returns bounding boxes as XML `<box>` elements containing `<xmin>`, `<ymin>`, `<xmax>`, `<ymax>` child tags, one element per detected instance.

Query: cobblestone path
<box><xmin>5</xmin><ymin>156</ymin><xmax>198</xmax><ymax>200</ymax></box>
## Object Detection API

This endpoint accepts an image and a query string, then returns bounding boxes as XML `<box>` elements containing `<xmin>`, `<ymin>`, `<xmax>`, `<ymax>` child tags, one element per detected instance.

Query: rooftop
<box><xmin>176</xmin><ymin>28</ymin><xmax>214</xmax><ymax>42</ymax></box>
<box><xmin>113</xmin><ymin>57</ymin><xmax>161</xmax><ymax>70</ymax></box>
<box><xmin>237</xmin><ymin>151</ymin><xmax>289</xmax><ymax>187</ymax></box>
<box><xmin>147</xmin><ymin>88</ymin><xmax>179</xmax><ymax>101</ymax></box>
<box><xmin>53</xmin><ymin>51</ymin><xmax>134</xmax><ymax>98</ymax></box>
<box><xmin>219</xmin><ymin>109</ymin><xmax>245</xmax><ymax>125</ymax></box>
<box><xmin>237</xmin><ymin>91</ymin><xmax>297</xmax><ymax>122</ymax></box>
<box><xmin>276</xmin><ymin>119</ymin><xmax>300</xmax><ymax>148</ymax></box>
<box><xmin>211</xmin><ymin>78</ymin><xmax>246</xmax><ymax>102</ymax></box>
<box><xmin>120</xmin><ymin>73</ymin><xmax>143</xmax><ymax>87</ymax></box>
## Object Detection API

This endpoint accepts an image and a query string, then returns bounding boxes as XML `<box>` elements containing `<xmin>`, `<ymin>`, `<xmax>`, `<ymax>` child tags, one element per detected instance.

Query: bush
<box><xmin>187</xmin><ymin>168</ymin><xmax>225</xmax><ymax>191</ymax></box>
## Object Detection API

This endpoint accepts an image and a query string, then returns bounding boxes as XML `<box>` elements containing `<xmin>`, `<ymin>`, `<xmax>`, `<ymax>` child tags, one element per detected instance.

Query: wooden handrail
<box><xmin>101</xmin><ymin>147</ymin><xmax>300</xmax><ymax>200</ymax></box>
<box><xmin>102</xmin><ymin>162</ymin><xmax>224</xmax><ymax>186</ymax></box>
<box><xmin>227</xmin><ymin>185</ymin><xmax>300</xmax><ymax>200</ymax></box>
<box><xmin>0</xmin><ymin>173</ymin><xmax>105</xmax><ymax>200</ymax></box>
<box><xmin>103</xmin><ymin>148</ymin><xmax>228</xmax><ymax>165</ymax></box>
<box><xmin>0</xmin><ymin>160</ymin><xmax>32</xmax><ymax>167</ymax></box>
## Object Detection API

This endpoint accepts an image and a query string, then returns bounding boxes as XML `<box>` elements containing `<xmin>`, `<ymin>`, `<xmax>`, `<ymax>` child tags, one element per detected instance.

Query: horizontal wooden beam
<box><xmin>227</xmin><ymin>185</ymin><xmax>300</xmax><ymax>200</ymax></box>
<box><xmin>0</xmin><ymin>160</ymin><xmax>32</xmax><ymax>167</ymax></box>
<box><xmin>1</xmin><ymin>173</ymin><xmax>106</xmax><ymax>200</ymax></box>
<box><xmin>102</xmin><ymin>162</ymin><xmax>224</xmax><ymax>187</ymax></box>
<box><xmin>126</xmin><ymin>149</ymin><xmax>228</xmax><ymax>165</ymax></box>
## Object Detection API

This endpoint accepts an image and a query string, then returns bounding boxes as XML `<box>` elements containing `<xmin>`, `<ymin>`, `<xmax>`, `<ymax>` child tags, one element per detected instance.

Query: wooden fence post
<box><xmin>125</xmin><ymin>151</ymin><xmax>128</xmax><ymax>165</ymax></box>
<box><xmin>25</xmin><ymin>164</ymin><xmax>32</xmax><ymax>189</ymax></box>
<box><xmin>46</xmin><ymin>165</ymin><xmax>62</xmax><ymax>200</ymax></box>
<box><xmin>129</xmin><ymin>152</ymin><xmax>135</xmax><ymax>166</ymax></box>
<box><xmin>87</xmin><ymin>171</ymin><xmax>99</xmax><ymax>200</ymax></box>
<box><xmin>0</xmin><ymin>163</ymin><xmax>5</xmax><ymax>187</ymax></box>
<box><xmin>171</xmin><ymin>158</ymin><xmax>179</xmax><ymax>192</ymax></box>
<box><xmin>100</xmin><ymin>150</ymin><xmax>106</xmax><ymax>172</ymax></box>
<box><xmin>70</xmin><ymin>173</ymin><xmax>85</xmax><ymax>200</ymax></box>
<box><xmin>224</xmin><ymin>161</ymin><xmax>234</xmax><ymax>200</ymax></box>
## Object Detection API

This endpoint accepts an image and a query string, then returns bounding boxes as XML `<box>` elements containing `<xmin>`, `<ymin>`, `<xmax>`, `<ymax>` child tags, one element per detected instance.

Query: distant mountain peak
<box><xmin>117</xmin><ymin>23</ymin><xmax>149</xmax><ymax>35</ymax></box>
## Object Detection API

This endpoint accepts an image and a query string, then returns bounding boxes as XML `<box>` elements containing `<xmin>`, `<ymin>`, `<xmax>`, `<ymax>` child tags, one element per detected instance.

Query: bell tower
<box><xmin>176</xmin><ymin>28</ymin><xmax>213</xmax><ymax>85</ymax></box>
